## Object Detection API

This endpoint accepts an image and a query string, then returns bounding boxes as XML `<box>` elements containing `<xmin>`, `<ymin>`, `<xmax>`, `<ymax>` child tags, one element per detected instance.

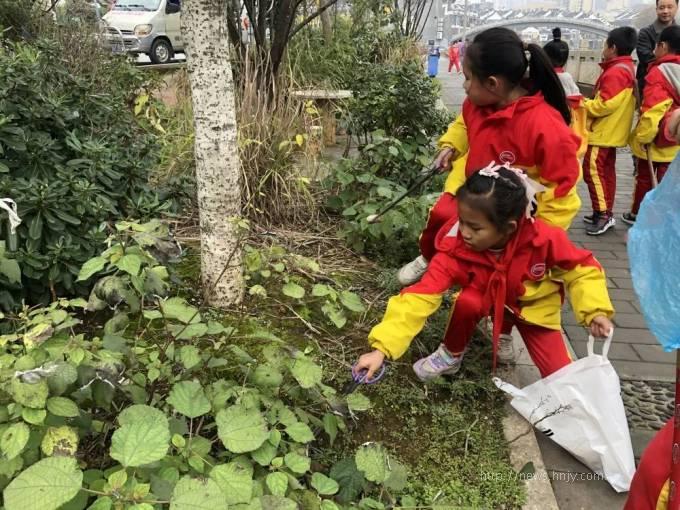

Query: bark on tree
<box><xmin>320</xmin><ymin>2</ymin><xmax>333</xmax><ymax>44</ymax></box>
<box><xmin>182</xmin><ymin>0</ymin><xmax>244</xmax><ymax>307</ymax></box>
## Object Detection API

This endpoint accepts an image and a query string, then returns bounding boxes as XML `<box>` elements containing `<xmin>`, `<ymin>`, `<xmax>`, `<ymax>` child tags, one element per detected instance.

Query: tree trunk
<box><xmin>320</xmin><ymin>2</ymin><xmax>333</xmax><ymax>44</ymax></box>
<box><xmin>182</xmin><ymin>0</ymin><xmax>243</xmax><ymax>307</ymax></box>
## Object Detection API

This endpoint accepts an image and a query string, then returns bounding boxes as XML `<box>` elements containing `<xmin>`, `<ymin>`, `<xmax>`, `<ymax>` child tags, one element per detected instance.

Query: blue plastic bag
<box><xmin>628</xmin><ymin>155</ymin><xmax>680</xmax><ymax>351</ymax></box>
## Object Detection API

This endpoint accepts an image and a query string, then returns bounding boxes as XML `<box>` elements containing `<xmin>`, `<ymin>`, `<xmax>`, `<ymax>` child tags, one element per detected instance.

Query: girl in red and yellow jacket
<box><xmin>625</xmin><ymin>25</ymin><xmax>680</xmax><ymax>225</ymax></box>
<box><xmin>356</xmin><ymin>165</ymin><xmax>614</xmax><ymax>382</ymax></box>
<box><xmin>397</xmin><ymin>27</ymin><xmax>581</xmax><ymax>288</ymax></box>
<box><xmin>581</xmin><ymin>27</ymin><xmax>637</xmax><ymax>235</ymax></box>
<box><xmin>544</xmin><ymin>27</ymin><xmax>589</xmax><ymax>159</ymax></box>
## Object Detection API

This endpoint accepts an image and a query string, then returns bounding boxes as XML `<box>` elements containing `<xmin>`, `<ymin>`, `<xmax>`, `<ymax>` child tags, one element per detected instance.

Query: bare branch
<box><xmin>288</xmin><ymin>0</ymin><xmax>340</xmax><ymax>39</ymax></box>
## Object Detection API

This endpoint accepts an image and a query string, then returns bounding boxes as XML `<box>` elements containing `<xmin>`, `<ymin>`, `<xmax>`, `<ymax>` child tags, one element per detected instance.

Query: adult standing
<box><xmin>636</xmin><ymin>0</ymin><xmax>678</xmax><ymax>94</ymax></box>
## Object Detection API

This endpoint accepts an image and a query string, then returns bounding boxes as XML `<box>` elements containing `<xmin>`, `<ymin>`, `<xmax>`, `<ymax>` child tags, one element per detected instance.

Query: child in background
<box><xmin>625</xmin><ymin>25</ymin><xmax>680</xmax><ymax>225</ymax></box>
<box><xmin>581</xmin><ymin>27</ymin><xmax>637</xmax><ymax>236</ymax></box>
<box><xmin>448</xmin><ymin>40</ymin><xmax>460</xmax><ymax>74</ymax></box>
<box><xmin>544</xmin><ymin>27</ymin><xmax>589</xmax><ymax>159</ymax></box>
<box><xmin>356</xmin><ymin>165</ymin><xmax>614</xmax><ymax>382</ymax></box>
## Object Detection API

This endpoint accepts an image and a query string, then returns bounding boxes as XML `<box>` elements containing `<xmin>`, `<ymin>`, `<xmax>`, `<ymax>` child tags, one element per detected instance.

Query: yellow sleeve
<box><xmin>633</xmin><ymin>99</ymin><xmax>673</xmax><ymax>145</ymax></box>
<box><xmin>438</xmin><ymin>114</ymin><xmax>468</xmax><ymax>156</ymax></box>
<box><xmin>584</xmin><ymin>89</ymin><xmax>631</xmax><ymax>118</ymax></box>
<box><xmin>535</xmin><ymin>179</ymin><xmax>582</xmax><ymax>230</ymax></box>
<box><xmin>368</xmin><ymin>293</ymin><xmax>443</xmax><ymax>359</ymax></box>
<box><xmin>443</xmin><ymin>153</ymin><xmax>467</xmax><ymax>195</ymax></box>
<box><xmin>552</xmin><ymin>264</ymin><xmax>614</xmax><ymax>325</ymax></box>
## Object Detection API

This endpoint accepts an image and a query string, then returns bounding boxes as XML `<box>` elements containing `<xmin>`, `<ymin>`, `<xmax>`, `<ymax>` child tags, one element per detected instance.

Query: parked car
<box><xmin>102</xmin><ymin>0</ymin><xmax>181</xmax><ymax>64</ymax></box>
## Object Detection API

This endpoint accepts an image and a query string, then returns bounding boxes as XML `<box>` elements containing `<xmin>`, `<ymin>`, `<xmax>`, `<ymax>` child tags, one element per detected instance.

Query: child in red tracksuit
<box><xmin>581</xmin><ymin>27</ymin><xmax>638</xmax><ymax>236</ymax></box>
<box><xmin>356</xmin><ymin>165</ymin><xmax>614</xmax><ymax>382</ymax></box>
<box><xmin>625</xmin><ymin>25</ymin><xmax>680</xmax><ymax>225</ymax></box>
<box><xmin>398</xmin><ymin>27</ymin><xmax>581</xmax><ymax>287</ymax></box>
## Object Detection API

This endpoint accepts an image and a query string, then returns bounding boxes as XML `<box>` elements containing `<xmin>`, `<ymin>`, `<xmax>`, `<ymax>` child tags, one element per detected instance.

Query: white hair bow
<box><xmin>478</xmin><ymin>161</ymin><xmax>546</xmax><ymax>218</ymax></box>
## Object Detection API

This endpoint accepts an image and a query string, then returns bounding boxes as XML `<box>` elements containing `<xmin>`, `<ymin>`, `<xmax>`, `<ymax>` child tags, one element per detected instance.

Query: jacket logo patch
<box><xmin>530</xmin><ymin>263</ymin><xmax>546</xmax><ymax>278</ymax></box>
<box><xmin>499</xmin><ymin>151</ymin><xmax>516</xmax><ymax>164</ymax></box>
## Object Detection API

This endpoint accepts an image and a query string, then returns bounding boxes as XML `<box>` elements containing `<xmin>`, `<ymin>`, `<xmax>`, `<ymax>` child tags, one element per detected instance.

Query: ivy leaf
<box><xmin>311</xmin><ymin>473</ymin><xmax>339</xmax><ymax>495</ymax></box>
<box><xmin>115</xmin><ymin>254</ymin><xmax>142</xmax><ymax>276</ymax></box>
<box><xmin>283</xmin><ymin>452</ymin><xmax>311</xmax><ymax>474</ymax></box>
<box><xmin>167</xmin><ymin>381</ymin><xmax>211</xmax><ymax>418</ymax></box>
<box><xmin>346</xmin><ymin>393</ymin><xmax>372</xmax><ymax>412</ymax></box>
<box><xmin>355</xmin><ymin>444</ymin><xmax>389</xmax><ymax>483</ymax></box>
<box><xmin>216</xmin><ymin>406</ymin><xmax>269</xmax><ymax>453</ymax></box>
<box><xmin>282</xmin><ymin>282</ymin><xmax>305</xmax><ymax>299</ymax></box>
<box><xmin>284</xmin><ymin>422</ymin><xmax>315</xmax><ymax>443</ymax></box>
<box><xmin>46</xmin><ymin>397</ymin><xmax>80</xmax><ymax>418</ymax></box>
<box><xmin>209</xmin><ymin>463</ymin><xmax>253</xmax><ymax>505</ymax></box>
<box><xmin>110</xmin><ymin>405</ymin><xmax>170</xmax><ymax>467</ymax></box>
<box><xmin>77</xmin><ymin>256</ymin><xmax>107</xmax><ymax>281</ymax></box>
<box><xmin>266</xmin><ymin>472</ymin><xmax>288</xmax><ymax>497</ymax></box>
<box><xmin>1</xmin><ymin>422</ymin><xmax>30</xmax><ymax>460</ymax></box>
<box><xmin>339</xmin><ymin>291</ymin><xmax>366</xmax><ymax>312</ymax></box>
<box><xmin>330</xmin><ymin>457</ymin><xmax>367</xmax><ymax>503</ymax></box>
<box><xmin>170</xmin><ymin>477</ymin><xmax>227</xmax><ymax>510</ymax></box>
<box><xmin>3</xmin><ymin>457</ymin><xmax>83</xmax><ymax>510</ymax></box>
<box><xmin>290</xmin><ymin>356</ymin><xmax>322</xmax><ymax>389</ymax></box>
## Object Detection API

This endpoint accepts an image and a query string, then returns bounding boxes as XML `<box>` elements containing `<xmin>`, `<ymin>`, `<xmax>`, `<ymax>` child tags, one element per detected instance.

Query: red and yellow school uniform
<box><xmin>419</xmin><ymin>93</ymin><xmax>582</xmax><ymax>260</ymax></box>
<box><xmin>629</xmin><ymin>54</ymin><xmax>680</xmax><ymax>214</ymax></box>
<box><xmin>582</xmin><ymin>56</ymin><xmax>636</xmax><ymax>214</ymax></box>
<box><xmin>624</xmin><ymin>417</ymin><xmax>672</xmax><ymax>510</ymax></box>
<box><xmin>369</xmin><ymin>217</ymin><xmax>614</xmax><ymax>377</ymax></box>
<box><xmin>556</xmin><ymin>67</ymin><xmax>589</xmax><ymax>159</ymax></box>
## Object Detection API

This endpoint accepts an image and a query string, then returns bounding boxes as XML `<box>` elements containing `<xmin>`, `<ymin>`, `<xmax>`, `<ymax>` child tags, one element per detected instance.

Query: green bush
<box><xmin>0</xmin><ymin>39</ymin><xmax>168</xmax><ymax>307</ymax></box>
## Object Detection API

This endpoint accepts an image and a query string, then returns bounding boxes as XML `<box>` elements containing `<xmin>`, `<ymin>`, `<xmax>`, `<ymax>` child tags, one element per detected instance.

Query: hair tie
<box><xmin>477</xmin><ymin>162</ymin><xmax>546</xmax><ymax>219</ymax></box>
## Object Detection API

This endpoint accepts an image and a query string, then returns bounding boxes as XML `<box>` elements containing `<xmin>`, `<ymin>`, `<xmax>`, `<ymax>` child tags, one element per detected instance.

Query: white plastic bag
<box><xmin>493</xmin><ymin>332</ymin><xmax>635</xmax><ymax>492</ymax></box>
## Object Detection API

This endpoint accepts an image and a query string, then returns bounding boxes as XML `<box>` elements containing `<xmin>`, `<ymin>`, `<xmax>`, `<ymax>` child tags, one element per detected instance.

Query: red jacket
<box><xmin>368</xmin><ymin>217</ymin><xmax>614</xmax><ymax>362</ymax></box>
<box><xmin>439</xmin><ymin>93</ymin><xmax>582</xmax><ymax>229</ymax></box>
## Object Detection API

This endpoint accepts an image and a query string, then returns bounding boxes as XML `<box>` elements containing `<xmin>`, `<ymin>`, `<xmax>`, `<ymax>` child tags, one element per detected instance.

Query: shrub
<box><xmin>0</xmin><ymin>38</ymin><xmax>167</xmax><ymax>307</ymax></box>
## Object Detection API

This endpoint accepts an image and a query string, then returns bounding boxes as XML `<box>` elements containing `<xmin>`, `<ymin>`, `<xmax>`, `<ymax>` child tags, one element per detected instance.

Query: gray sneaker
<box><xmin>497</xmin><ymin>333</ymin><xmax>516</xmax><ymax>364</ymax></box>
<box><xmin>413</xmin><ymin>344</ymin><xmax>463</xmax><ymax>381</ymax></box>
<box><xmin>397</xmin><ymin>255</ymin><xmax>429</xmax><ymax>286</ymax></box>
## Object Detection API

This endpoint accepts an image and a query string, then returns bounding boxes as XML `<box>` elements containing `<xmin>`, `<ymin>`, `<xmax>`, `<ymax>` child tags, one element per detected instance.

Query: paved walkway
<box><xmin>434</xmin><ymin>59</ymin><xmax>673</xmax><ymax>509</ymax></box>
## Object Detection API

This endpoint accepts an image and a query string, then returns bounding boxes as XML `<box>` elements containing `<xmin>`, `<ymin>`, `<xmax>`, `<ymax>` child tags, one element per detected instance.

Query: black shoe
<box><xmin>621</xmin><ymin>212</ymin><xmax>637</xmax><ymax>225</ymax></box>
<box><xmin>586</xmin><ymin>213</ymin><xmax>615</xmax><ymax>235</ymax></box>
<box><xmin>583</xmin><ymin>211</ymin><xmax>600</xmax><ymax>225</ymax></box>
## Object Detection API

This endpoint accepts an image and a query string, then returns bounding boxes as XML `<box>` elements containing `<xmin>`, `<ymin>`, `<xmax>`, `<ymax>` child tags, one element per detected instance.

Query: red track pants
<box><xmin>442</xmin><ymin>287</ymin><xmax>572</xmax><ymax>378</ymax></box>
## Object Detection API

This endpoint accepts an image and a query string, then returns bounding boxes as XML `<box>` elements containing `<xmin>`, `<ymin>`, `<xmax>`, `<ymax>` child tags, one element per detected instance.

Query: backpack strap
<box><xmin>613</xmin><ymin>62</ymin><xmax>641</xmax><ymax>110</ymax></box>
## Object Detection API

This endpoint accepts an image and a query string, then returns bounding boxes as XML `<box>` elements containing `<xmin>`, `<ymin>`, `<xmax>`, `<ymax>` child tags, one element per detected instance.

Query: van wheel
<box><xmin>150</xmin><ymin>39</ymin><xmax>173</xmax><ymax>64</ymax></box>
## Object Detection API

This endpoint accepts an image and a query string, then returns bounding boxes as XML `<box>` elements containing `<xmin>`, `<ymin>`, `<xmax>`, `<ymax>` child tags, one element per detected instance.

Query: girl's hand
<box><xmin>589</xmin><ymin>315</ymin><xmax>614</xmax><ymax>338</ymax></box>
<box><xmin>434</xmin><ymin>148</ymin><xmax>456</xmax><ymax>173</ymax></box>
<box><xmin>355</xmin><ymin>350</ymin><xmax>386</xmax><ymax>381</ymax></box>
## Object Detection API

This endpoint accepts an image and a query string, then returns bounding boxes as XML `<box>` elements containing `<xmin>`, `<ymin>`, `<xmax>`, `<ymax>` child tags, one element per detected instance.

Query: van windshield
<box><xmin>112</xmin><ymin>0</ymin><xmax>161</xmax><ymax>11</ymax></box>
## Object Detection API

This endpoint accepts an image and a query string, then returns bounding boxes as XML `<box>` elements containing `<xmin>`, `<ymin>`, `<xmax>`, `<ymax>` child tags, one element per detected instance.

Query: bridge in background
<box><xmin>464</xmin><ymin>17</ymin><xmax>611</xmax><ymax>39</ymax></box>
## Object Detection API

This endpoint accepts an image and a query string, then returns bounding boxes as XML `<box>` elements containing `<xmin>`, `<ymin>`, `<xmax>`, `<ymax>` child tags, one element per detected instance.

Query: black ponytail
<box><xmin>467</xmin><ymin>27</ymin><xmax>571</xmax><ymax>125</ymax></box>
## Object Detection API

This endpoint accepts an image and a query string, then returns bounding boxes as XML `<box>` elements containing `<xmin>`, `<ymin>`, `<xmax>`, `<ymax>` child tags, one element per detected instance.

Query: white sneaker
<box><xmin>413</xmin><ymin>344</ymin><xmax>463</xmax><ymax>381</ymax></box>
<box><xmin>397</xmin><ymin>255</ymin><xmax>429</xmax><ymax>286</ymax></box>
<box><xmin>497</xmin><ymin>333</ymin><xmax>516</xmax><ymax>364</ymax></box>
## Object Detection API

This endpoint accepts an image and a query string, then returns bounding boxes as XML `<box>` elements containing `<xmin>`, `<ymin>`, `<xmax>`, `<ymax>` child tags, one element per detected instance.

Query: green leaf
<box><xmin>0</xmin><ymin>258</ymin><xmax>21</xmax><ymax>284</ymax></box>
<box><xmin>77</xmin><ymin>257</ymin><xmax>107</xmax><ymax>281</ymax></box>
<box><xmin>252</xmin><ymin>364</ymin><xmax>283</xmax><ymax>388</ymax></box>
<box><xmin>258</xmin><ymin>496</ymin><xmax>297</xmax><ymax>510</ymax></box>
<box><xmin>161</xmin><ymin>297</ymin><xmax>200</xmax><ymax>324</ymax></box>
<box><xmin>384</xmin><ymin>459</ymin><xmax>408</xmax><ymax>492</ymax></box>
<box><xmin>355</xmin><ymin>444</ymin><xmax>389</xmax><ymax>483</ymax></box>
<box><xmin>290</xmin><ymin>356</ymin><xmax>322</xmax><ymax>389</ymax></box>
<box><xmin>284</xmin><ymin>422</ymin><xmax>315</xmax><ymax>443</ymax></box>
<box><xmin>88</xmin><ymin>497</ymin><xmax>112</xmax><ymax>510</ymax></box>
<box><xmin>346</xmin><ymin>393</ymin><xmax>371</xmax><ymax>412</ymax></box>
<box><xmin>251</xmin><ymin>441</ymin><xmax>277</xmax><ymax>466</ymax></box>
<box><xmin>322</xmin><ymin>413</ymin><xmax>338</xmax><ymax>445</ymax></box>
<box><xmin>171</xmin><ymin>323</ymin><xmax>209</xmax><ymax>340</ymax></box>
<box><xmin>115</xmin><ymin>254</ymin><xmax>142</xmax><ymax>276</ymax></box>
<box><xmin>266</xmin><ymin>472</ymin><xmax>288</xmax><ymax>497</ymax></box>
<box><xmin>107</xmin><ymin>469</ymin><xmax>127</xmax><ymax>489</ymax></box>
<box><xmin>311</xmin><ymin>473</ymin><xmax>339</xmax><ymax>495</ymax></box>
<box><xmin>170</xmin><ymin>477</ymin><xmax>228</xmax><ymax>510</ymax></box>
<box><xmin>46</xmin><ymin>362</ymin><xmax>78</xmax><ymax>396</ymax></box>
<box><xmin>110</xmin><ymin>405</ymin><xmax>170</xmax><ymax>467</ymax></box>
<box><xmin>210</xmin><ymin>463</ymin><xmax>253</xmax><ymax>505</ymax></box>
<box><xmin>330</xmin><ymin>458</ymin><xmax>366</xmax><ymax>504</ymax></box>
<box><xmin>216</xmin><ymin>406</ymin><xmax>269</xmax><ymax>453</ymax></box>
<box><xmin>321</xmin><ymin>501</ymin><xmax>340</xmax><ymax>510</ymax></box>
<box><xmin>359</xmin><ymin>497</ymin><xmax>385</xmax><ymax>509</ymax></box>
<box><xmin>283</xmin><ymin>452</ymin><xmax>311</xmax><ymax>474</ymax></box>
<box><xmin>281</xmin><ymin>282</ymin><xmax>305</xmax><ymax>299</ymax></box>
<box><xmin>3</xmin><ymin>457</ymin><xmax>83</xmax><ymax>510</ymax></box>
<box><xmin>41</xmin><ymin>426</ymin><xmax>78</xmax><ymax>456</ymax></box>
<box><xmin>167</xmin><ymin>381</ymin><xmax>211</xmax><ymax>418</ymax></box>
<box><xmin>22</xmin><ymin>408</ymin><xmax>47</xmax><ymax>425</ymax></box>
<box><xmin>11</xmin><ymin>378</ymin><xmax>48</xmax><ymax>409</ymax></box>
<box><xmin>311</xmin><ymin>284</ymin><xmax>332</xmax><ymax>297</ymax></box>
<box><xmin>180</xmin><ymin>345</ymin><xmax>201</xmax><ymax>369</ymax></box>
<box><xmin>1</xmin><ymin>422</ymin><xmax>30</xmax><ymax>460</ymax></box>
<box><xmin>46</xmin><ymin>397</ymin><xmax>80</xmax><ymax>418</ymax></box>
<box><xmin>339</xmin><ymin>291</ymin><xmax>366</xmax><ymax>313</ymax></box>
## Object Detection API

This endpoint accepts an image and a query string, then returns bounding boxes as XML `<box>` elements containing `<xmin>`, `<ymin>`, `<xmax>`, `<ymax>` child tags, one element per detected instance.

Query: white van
<box><xmin>102</xmin><ymin>0</ymin><xmax>182</xmax><ymax>64</ymax></box>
